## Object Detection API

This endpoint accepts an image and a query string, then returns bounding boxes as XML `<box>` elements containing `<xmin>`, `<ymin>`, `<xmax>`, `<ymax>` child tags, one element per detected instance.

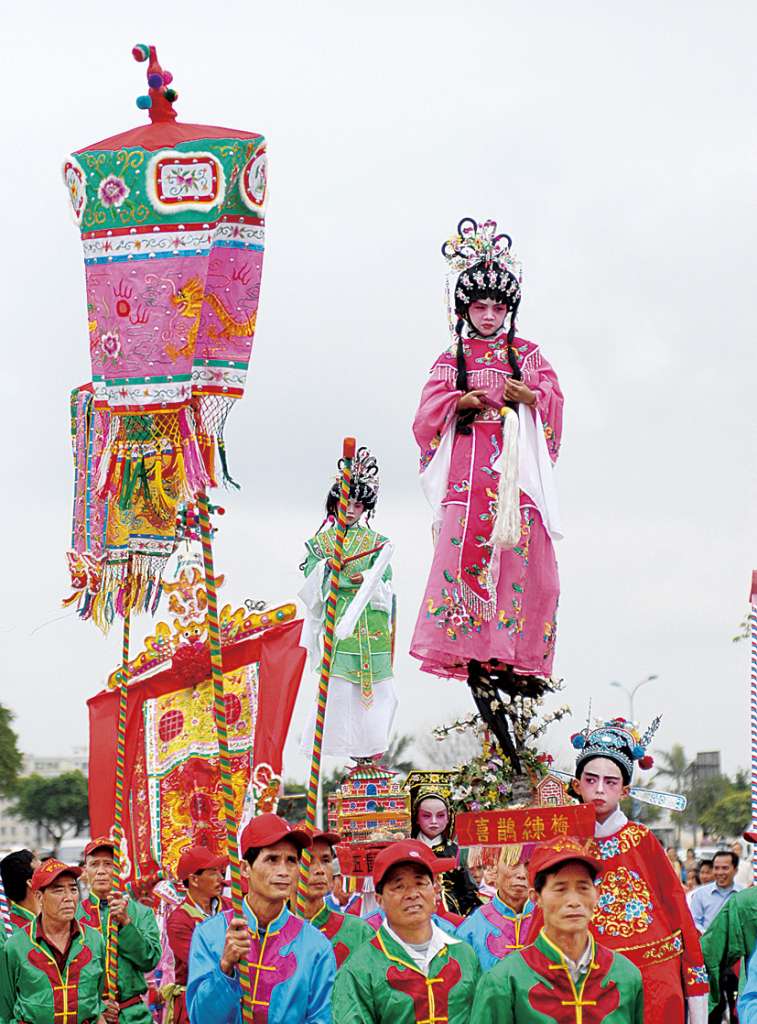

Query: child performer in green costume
<box><xmin>299</xmin><ymin>447</ymin><xmax>397</xmax><ymax>759</ymax></box>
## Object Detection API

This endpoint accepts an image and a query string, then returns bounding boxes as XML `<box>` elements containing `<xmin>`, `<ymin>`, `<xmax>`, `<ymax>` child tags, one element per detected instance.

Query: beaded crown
<box><xmin>572</xmin><ymin>715</ymin><xmax>661</xmax><ymax>780</ymax></box>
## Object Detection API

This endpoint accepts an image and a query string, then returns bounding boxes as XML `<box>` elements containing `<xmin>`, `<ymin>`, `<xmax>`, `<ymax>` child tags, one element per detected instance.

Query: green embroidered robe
<box><xmin>470</xmin><ymin>930</ymin><xmax>643</xmax><ymax>1024</ymax></box>
<box><xmin>0</xmin><ymin>917</ymin><xmax>105</xmax><ymax>1024</ymax></box>
<box><xmin>76</xmin><ymin>893</ymin><xmax>161</xmax><ymax>1022</ymax></box>
<box><xmin>307</xmin><ymin>902</ymin><xmax>374</xmax><ymax>968</ymax></box>
<box><xmin>702</xmin><ymin>885</ymin><xmax>757</xmax><ymax>1010</ymax></box>
<box><xmin>303</xmin><ymin>524</ymin><xmax>393</xmax><ymax>701</ymax></box>
<box><xmin>332</xmin><ymin>924</ymin><xmax>480</xmax><ymax>1023</ymax></box>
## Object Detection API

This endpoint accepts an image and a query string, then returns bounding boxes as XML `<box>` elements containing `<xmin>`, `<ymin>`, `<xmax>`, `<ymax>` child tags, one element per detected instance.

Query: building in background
<box><xmin>0</xmin><ymin>747</ymin><xmax>89</xmax><ymax>853</ymax></box>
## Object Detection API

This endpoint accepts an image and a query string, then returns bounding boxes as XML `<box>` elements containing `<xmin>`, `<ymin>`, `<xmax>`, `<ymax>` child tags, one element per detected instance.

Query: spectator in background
<box><xmin>690</xmin><ymin>851</ymin><xmax>742</xmax><ymax>934</ymax></box>
<box><xmin>666</xmin><ymin>846</ymin><xmax>686</xmax><ymax>883</ymax></box>
<box><xmin>685</xmin><ymin>868</ymin><xmax>701</xmax><ymax>909</ymax></box>
<box><xmin>699</xmin><ymin>859</ymin><xmax>715</xmax><ymax>886</ymax></box>
<box><xmin>684</xmin><ymin>848</ymin><xmax>698</xmax><ymax>877</ymax></box>
<box><xmin>734</xmin><ymin>839</ymin><xmax>754</xmax><ymax>888</ymax></box>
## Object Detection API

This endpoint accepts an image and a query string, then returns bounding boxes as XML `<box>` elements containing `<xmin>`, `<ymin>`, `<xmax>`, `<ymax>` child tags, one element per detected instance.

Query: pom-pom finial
<box><xmin>632</xmin><ymin>744</ymin><xmax>644</xmax><ymax>759</ymax></box>
<box><xmin>638</xmin><ymin>755</ymin><xmax>654</xmax><ymax>771</ymax></box>
<box><xmin>162</xmin><ymin>70</ymin><xmax>173</xmax><ymax>85</ymax></box>
<box><xmin>136</xmin><ymin>95</ymin><xmax>153</xmax><ymax>110</ymax></box>
<box><xmin>148</xmin><ymin>72</ymin><xmax>164</xmax><ymax>89</ymax></box>
<box><xmin>132</xmin><ymin>43</ymin><xmax>150</xmax><ymax>62</ymax></box>
<box><xmin>571</xmin><ymin>733</ymin><xmax>586</xmax><ymax>750</ymax></box>
<box><xmin>163</xmin><ymin>87</ymin><xmax>178</xmax><ymax>102</ymax></box>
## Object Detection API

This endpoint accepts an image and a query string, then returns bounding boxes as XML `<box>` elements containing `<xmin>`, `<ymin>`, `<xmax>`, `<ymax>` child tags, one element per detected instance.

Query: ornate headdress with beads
<box><xmin>572</xmin><ymin>716</ymin><xmax>661</xmax><ymax>782</ymax></box>
<box><xmin>326</xmin><ymin>446</ymin><xmax>380</xmax><ymax>515</ymax></box>
<box><xmin>441</xmin><ymin>218</ymin><xmax>522</xmax><ymax>336</ymax></box>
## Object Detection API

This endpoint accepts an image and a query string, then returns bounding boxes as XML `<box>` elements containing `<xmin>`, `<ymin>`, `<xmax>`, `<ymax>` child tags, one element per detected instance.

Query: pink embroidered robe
<box><xmin>409</xmin><ymin>333</ymin><xmax>563</xmax><ymax>680</ymax></box>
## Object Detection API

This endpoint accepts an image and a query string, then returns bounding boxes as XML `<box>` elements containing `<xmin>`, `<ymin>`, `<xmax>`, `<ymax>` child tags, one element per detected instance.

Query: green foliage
<box><xmin>383</xmin><ymin>733</ymin><xmax>415</xmax><ymax>776</ymax></box>
<box><xmin>9</xmin><ymin>771</ymin><xmax>89</xmax><ymax>852</ymax></box>
<box><xmin>0</xmin><ymin>703</ymin><xmax>23</xmax><ymax>798</ymax></box>
<box><xmin>700</xmin><ymin>786</ymin><xmax>751</xmax><ymax>840</ymax></box>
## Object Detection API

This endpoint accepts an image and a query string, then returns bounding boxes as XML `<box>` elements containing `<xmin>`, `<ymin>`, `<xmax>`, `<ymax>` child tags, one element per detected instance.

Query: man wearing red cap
<box><xmin>186</xmin><ymin>813</ymin><xmax>335</xmax><ymax>1023</ymax></box>
<box><xmin>76</xmin><ymin>837</ymin><xmax>162</xmax><ymax>1023</ymax></box>
<box><xmin>0</xmin><ymin>859</ymin><xmax>107</xmax><ymax>1024</ymax></box>
<box><xmin>332</xmin><ymin>839</ymin><xmax>480</xmax><ymax>1023</ymax></box>
<box><xmin>297</xmin><ymin>827</ymin><xmax>373</xmax><ymax>968</ymax></box>
<box><xmin>470</xmin><ymin>838</ymin><xmax>643</xmax><ymax>1023</ymax></box>
<box><xmin>163</xmin><ymin>845</ymin><xmax>230</xmax><ymax>1023</ymax></box>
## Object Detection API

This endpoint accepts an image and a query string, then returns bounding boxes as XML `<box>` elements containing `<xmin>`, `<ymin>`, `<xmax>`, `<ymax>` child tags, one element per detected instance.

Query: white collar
<box><xmin>562</xmin><ymin>938</ymin><xmax>593</xmax><ymax>981</ymax></box>
<box><xmin>418</xmin><ymin>833</ymin><xmax>443</xmax><ymax>849</ymax></box>
<box><xmin>383</xmin><ymin>921</ymin><xmax>458</xmax><ymax>976</ymax></box>
<box><xmin>594</xmin><ymin>808</ymin><xmax>628</xmax><ymax>838</ymax></box>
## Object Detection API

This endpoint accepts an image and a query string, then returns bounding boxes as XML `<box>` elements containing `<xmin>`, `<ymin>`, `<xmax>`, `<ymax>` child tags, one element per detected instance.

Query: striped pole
<box><xmin>105</xmin><ymin>592</ymin><xmax>131</xmax><ymax>1001</ymax></box>
<box><xmin>197</xmin><ymin>492</ymin><xmax>254</xmax><ymax>1024</ymax></box>
<box><xmin>750</xmin><ymin>571</ymin><xmax>757</xmax><ymax>884</ymax></box>
<box><xmin>0</xmin><ymin>873</ymin><xmax>12</xmax><ymax>936</ymax></box>
<box><xmin>296</xmin><ymin>437</ymin><xmax>355</xmax><ymax>912</ymax></box>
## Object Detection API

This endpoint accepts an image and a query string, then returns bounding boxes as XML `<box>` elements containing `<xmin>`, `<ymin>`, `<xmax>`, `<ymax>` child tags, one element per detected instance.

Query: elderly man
<box><xmin>298</xmin><ymin>826</ymin><xmax>373</xmax><ymax>967</ymax></box>
<box><xmin>0</xmin><ymin>858</ymin><xmax>106</xmax><ymax>1024</ymax></box>
<box><xmin>77</xmin><ymin>836</ymin><xmax>162</xmax><ymax>1023</ymax></box>
<box><xmin>164</xmin><ymin>845</ymin><xmax>229</xmax><ymax>1022</ymax></box>
<box><xmin>332</xmin><ymin>839</ymin><xmax>481</xmax><ymax>1023</ymax></box>
<box><xmin>470</xmin><ymin>838</ymin><xmax>644</xmax><ymax>1023</ymax></box>
<box><xmin>0</xmin><ymin>849</ymin><xmax>40</xmax><ymax>931</ymax></box>
<box><xmin>456</xmin><ymin>849</ymin><xmax>534</xmax><ymax>971</ymax></box>
<box><xmin>187</xmin><ymin>813</ymin><xmax>335</xmax><ymax>1023</ymax></box>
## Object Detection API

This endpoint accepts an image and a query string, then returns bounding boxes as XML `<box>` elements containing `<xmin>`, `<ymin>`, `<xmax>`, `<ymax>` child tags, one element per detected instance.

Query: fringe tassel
<box><xmin>491</xmin><ymin>408</ymin><xmax>521</xmax><ymax>550</ymax></box>
<box><xmin>460</xmin><ymin>579</ymin><xmax>496</xmax><ymax>622</ymax></box>
<box><xmin>178</xmin><ymin>408</ymin><xmax>211</xmax><ymax>496</ymax></box>
<box><xmin>218</xmin><ymin>438</ymin><xmax>241</xmax><ymax>490</ymax></box>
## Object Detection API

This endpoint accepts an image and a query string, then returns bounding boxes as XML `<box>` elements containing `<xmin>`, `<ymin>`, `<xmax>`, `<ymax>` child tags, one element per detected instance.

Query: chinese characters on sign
<box><xmin>455</xmin><ymin>804</ymin><xmax>595</xmax><ymax>847</ymax></box>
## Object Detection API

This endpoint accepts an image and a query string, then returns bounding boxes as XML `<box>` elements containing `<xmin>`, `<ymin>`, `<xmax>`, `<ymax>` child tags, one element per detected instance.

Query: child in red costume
<box><xmin>571</xmin><ymin>717</ymin><xmax>708</xmax><ymax>1024</ymax></box>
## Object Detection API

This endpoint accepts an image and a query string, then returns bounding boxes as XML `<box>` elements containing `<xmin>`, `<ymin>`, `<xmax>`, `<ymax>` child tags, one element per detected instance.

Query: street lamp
<box><xmin>609</xmin><ymin>674</ymin><xmax>658</xmax><ymax>724</ymax></box>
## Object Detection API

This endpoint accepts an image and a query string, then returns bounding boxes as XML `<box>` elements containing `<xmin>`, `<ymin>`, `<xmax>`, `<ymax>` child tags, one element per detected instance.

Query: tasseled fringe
<box><xmin>217</xmin><ymin>437</ymin><xmax>240</xmax><ymax>490</ymax></box>
<box><xmin>66</xmin><ymin>554</ymin><xmax>170</xmax><ymax>633</ymax></box>
<box><xmin>178</xmin><ymin>407</ymin><xmax>212</xmax><ymax>495</ymax></box>
<box><xmin>491</xmin><ymin>408</ymin><xmax>520</xmax><ymax>550</ymax></box>
<box><xmin>197</xmin><ymin>432</ymin><xmax>219</xmax><ymax>490</ymax></box>
<box><xmin>460</xmin><ymin>580</ymin><xmax>496</xmax><ymax>622</ymax></box>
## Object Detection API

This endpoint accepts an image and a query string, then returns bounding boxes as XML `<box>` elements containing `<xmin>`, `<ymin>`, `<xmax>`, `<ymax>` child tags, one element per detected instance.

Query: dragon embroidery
<box><xmin>169</xmin><ymin>277</ymin><xmax>257</xmax><ymax>359</ymax></box>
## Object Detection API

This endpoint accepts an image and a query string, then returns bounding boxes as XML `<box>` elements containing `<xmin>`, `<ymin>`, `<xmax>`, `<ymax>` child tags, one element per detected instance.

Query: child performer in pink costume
<box><xmin>410</xmin><ymin>219</ymin><xmax>563</xmax><ymax>767</ymax></box>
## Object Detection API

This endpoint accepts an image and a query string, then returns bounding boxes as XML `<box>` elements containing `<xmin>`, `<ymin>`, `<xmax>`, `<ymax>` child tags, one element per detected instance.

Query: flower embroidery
<box><xmin>597</xmin><ymin>837</ymin><xmax>620</xmax><ymax>859</ymax></box>
<box><xmin>624</xmin><ymin>898</ymin><xmax>647</xmax><ymax>921</ymax></box>
<box><xmin>419</xmin><ymin>433</ymin><xmax>441</xmax><ymax>471</ymax></box>
<box><xmin>100</xmin><ymin>330</ymin><xmax>121</xmax><ymax>362</ymax></box>
<box><xmin>98</xmin><ymin>175</ymin><xmax>130</xmax><ymax>209</ymax></box>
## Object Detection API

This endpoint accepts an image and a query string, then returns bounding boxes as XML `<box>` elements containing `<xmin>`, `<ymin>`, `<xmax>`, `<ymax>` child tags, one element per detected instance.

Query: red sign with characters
<box><xmin>455</xmin><ymin>803</ymin><xmax>595</xmax><ymax>847</ymax></box>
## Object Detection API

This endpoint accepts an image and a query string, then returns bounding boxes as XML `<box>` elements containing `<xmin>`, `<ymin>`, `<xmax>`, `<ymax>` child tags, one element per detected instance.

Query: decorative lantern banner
<box><xmin>455</xmin><ymin>803</ymin><xmax>595</xmax><ymax>848</ymax></box>
<box><xmin>88</xmin><ymin>609</ymin><xmax>304</xmax><ymax>886</ymax></box>
<box><xmin>64</xmin><ymin>44</ymin><xmax>267</xmax><ymax>625</ymax></box>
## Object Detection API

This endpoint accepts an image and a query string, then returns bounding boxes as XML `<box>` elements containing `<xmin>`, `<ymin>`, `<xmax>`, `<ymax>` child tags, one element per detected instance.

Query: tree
<box><xmin>416</xmin><ymin>726</ymin><xmax>482</xmax><ymax>769</ymax></box>
<box><xmin>0</xmin><ymin>702</ymin><xmax>23</xmax><ymax>798</ymax></box>
<box><xmin>653</xmin><ymin>744</ymin><xmax>691</xmax><ymax>843</ymax></box>
<box><xmin>383</xmin><ymin>733</ymin><xmax>415</xmax><ymax>776</ymax></box>
<box><xmin>9</xmin><ymin>772</ymin><xmax>89</xmax><ymax>854</ymax></box>
<box><xmin>700</xmin><ymin>786</ymin><xmax>751</xmax><ymax>840</ymax></box>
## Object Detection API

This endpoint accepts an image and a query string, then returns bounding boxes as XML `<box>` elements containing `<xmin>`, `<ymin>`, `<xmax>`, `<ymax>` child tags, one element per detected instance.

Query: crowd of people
<box><xmin>2</xmin><ymin>728</ymin><xmax>757</xmax><ymax>1024</ymax></box>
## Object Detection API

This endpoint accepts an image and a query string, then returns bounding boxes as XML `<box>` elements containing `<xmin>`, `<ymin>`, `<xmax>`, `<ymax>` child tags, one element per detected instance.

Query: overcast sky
<box><xmin>1</xmin><ymin>0</ymin><xmax>755</xmax><ymax>790</ymax></box>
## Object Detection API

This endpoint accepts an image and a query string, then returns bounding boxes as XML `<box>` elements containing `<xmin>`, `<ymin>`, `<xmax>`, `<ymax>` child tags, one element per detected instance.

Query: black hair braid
<box><xmin>455</xmin><ymin>319</ymin><xmax>476</xmax><ymax>435</ymax></box>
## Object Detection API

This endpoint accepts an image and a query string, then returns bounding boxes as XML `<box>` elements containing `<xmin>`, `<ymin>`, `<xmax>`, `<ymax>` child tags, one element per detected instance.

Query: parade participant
<box><xmin>300</xmin><ymin>447</ymin><xmax>396</xmax><ymax>759</ymax></box>
<box><xmin>0</xmin><ymin>849</ymin><xmax>40</xmax><ymax>930</ymax></box>
<box><xmin>406</xmin><ymin>770</ymin><xmax>481</xmax><ymax>916</ymax></box>
<box><xmin>0</xmin><ymin>859</ymin><xmax>106</xmax><ymax>1024</ymax></box>
<box><xmin>702</xmin><ymin>885</ymin><xmax>757</xmax><ymax>1021</ymax></box>
<box><xmin>77</xmin><ymin>836</ymin><xmax>162</xmax><ymax>1023</ymax></box>
<box><xmin>325</xmin><ymin>862</ymin><xmax>361</xmax><ymax>915</ymax></box>
<box><xmin>297</xmin><ymin>826</ymin><xmax>373</xmax><ymax>967</ymax></box>
<box><xmin>571</xmin><ymin>717</ymin><xmax>709</xmax><ymax>1023</ymax></box>
<box><xmin>164</xmin><ymin>845</ymin><xmax>230</xmax><ymax>1023</ymax></box>
<box><xmin>186</xmin><ymin>813</ymin><xmax>335</xmax><ymax>1023</ymax></box>
<box><xmin>456</xmin><ymin>847</ymin><xmax>535</xmax><ymax>971</ymax></box>
<box><xmin>410</xmin><ymin>219</ymin><xmax>563</xmax><ymax>768</ymax></box>
<box><xmin>470</xmin><ymin>838</ymin><xmax>643</xmax><ymax>1023</ymax></box>
<box><xmin>332</xmin><ymin>839</ymin><xmax>481</xmax><ymax>1023</ymax></box>
<box><xmin>690</xmin><ymin>850</ymin><xmax>742</xmax><ymax>933</ymax></box>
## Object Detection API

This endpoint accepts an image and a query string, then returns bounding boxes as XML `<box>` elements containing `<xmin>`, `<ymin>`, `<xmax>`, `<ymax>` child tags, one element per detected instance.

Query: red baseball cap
<box><xmin>527</xmin><ymin>837</ymin><xmax>601</xmax><ymax>889</ymax></box>
<box><xmin>83</xmin><ymin>836</ymin><xmax>116</xmax><ymax>859</ymax></box>
<box><xmin>743</xmin><ymin>831</ymin><xmax>757</xmax><ymax>844</ymax></box>
<box><xmin>295</xmin><ymin>822</ymin><xmax>342</xmax><ymax>847</ymax></box>
<box><xmin>372</xmin><ymin>839</ymin><xmax>456</xmax><ymax>889</ymax></box>
<box><xmin>176</xmin><ymin>846</ymin><xmax>228</xmax><ymax>882</ymax></box>
<box><xmin>31</xmin><ymin>859</ymin><xmax>83</xmax><ymax>891</ymax></box>
<box><xmin>239</xmin><ymin>814</ymin><xmax>311</xmax><ymax>857</ymax></box>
